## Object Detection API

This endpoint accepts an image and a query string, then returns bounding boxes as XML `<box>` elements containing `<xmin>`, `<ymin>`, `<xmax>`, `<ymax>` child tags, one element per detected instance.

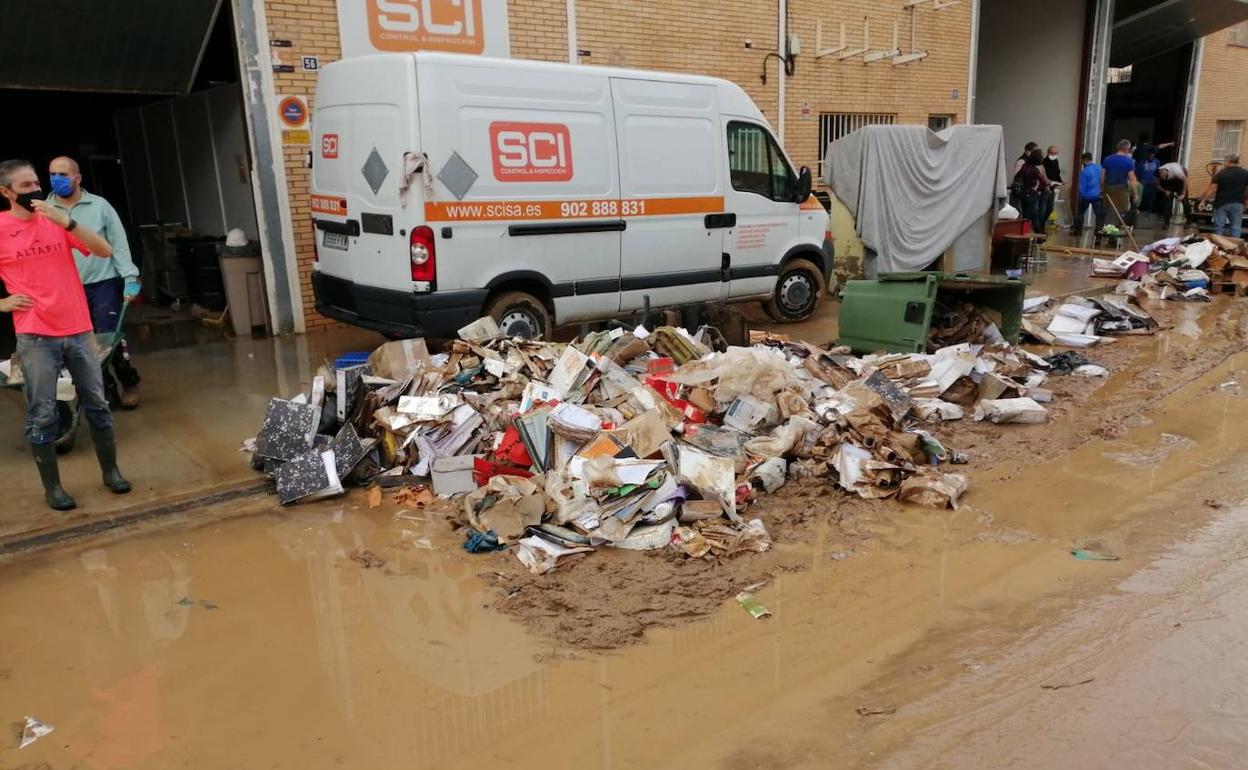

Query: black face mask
<box><xmin>14</xmin><ymin>190</ymin><xmax>44</xmax><ymax>211</ymax></box>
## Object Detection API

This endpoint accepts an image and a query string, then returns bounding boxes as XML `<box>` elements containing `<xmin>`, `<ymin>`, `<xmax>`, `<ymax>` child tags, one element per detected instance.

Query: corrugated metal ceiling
<box><xmin>0</xmin><ymin>0</ymin><xmax>222</xmax><ymax>94</ymax></box>
<box><xmin>1112</xmin><ymin>0</ymin><xmax>1248</xmax><ymax>65</ymax></box>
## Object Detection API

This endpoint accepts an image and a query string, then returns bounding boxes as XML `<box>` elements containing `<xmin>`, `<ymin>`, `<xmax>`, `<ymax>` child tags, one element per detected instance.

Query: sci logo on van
<box><xmin>490</xmin><ymin>122</ymin><xmax>574</xmax><ymax>182</ymax></box>
<box><xmin>321</xmin><ymin>134</ymin><xmax>339</xmax><ymax>159</ymax></box>
<box><xmin>366</xmin><ymin>0</ymin><xmax>484</xmax><ymax>54</ymax></box>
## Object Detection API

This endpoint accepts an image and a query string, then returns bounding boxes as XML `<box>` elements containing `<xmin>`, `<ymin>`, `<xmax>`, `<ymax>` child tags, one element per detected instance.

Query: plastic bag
<box><xmin>667</xmin><ymin>346</ymin><xmax>809</xmax><ymax>404</ymax></box>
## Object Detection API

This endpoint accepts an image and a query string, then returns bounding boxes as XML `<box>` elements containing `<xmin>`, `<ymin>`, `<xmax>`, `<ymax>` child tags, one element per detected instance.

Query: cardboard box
<box><xmin>367</xmin><ymin>338</ymin><xmax>431</xmax><ymax>380</ymax></box>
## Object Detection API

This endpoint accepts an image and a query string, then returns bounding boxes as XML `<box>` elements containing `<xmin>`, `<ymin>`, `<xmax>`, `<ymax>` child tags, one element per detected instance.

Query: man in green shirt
<box><xmin>47</xmin><ymin>156</ymin><xmax>143</xmax><ymax>408</ymax></box>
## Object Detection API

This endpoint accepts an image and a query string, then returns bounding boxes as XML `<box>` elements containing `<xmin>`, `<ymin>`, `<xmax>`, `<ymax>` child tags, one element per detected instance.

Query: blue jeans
<box><xmin>1213</xmin><ymin>203</ymin><xmax>1245</xmax><ymax>238</ymax></box>
<box><xmin>83</xmin><ymin>277</ymin><xmax>140</xmax><ymax>389</ymax></box>
<box><xmin>15</xmin><ymin>332</ymin><xmax>112</xmax><ymax>445</ymax></box>
<box><xmin>1022</xmin><ymin>193</ymin><xmax>1045</xmax><ymax>234</ymax></box>
<box><xmin>1074</xmin><ymin>196</ymin><xmax>1105</xmax><ymax>232</ymax></box>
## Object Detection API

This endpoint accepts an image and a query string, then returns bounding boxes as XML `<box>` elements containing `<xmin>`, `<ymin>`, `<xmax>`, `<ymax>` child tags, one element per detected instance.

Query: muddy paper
<box><xmin>897</xmin><ymin>471</ymin><xmax>969</xmax><ymax>509</ymax></box>
<box><xmin>677</xmin><ymin>446</ymin><xmax>738</xmax><ymax>521</ymax></box>
<box><xmin>516</xmin><ymin>535</ymin><xmax>595</xmax><ymax>574</ymax></box>
<box><xmin>974</xmin><ymin>397</ymin><xmax>1048</xmax><ymax>424</ymax></box>
<box><xmin>19</xmin><ymin>716</ymin><xmax>53</xmax><ymax>749</ymax></box>
<box><xmin>608</xmin><ymin>410</ymin><xmax>670</xmax><ymax>458</ymax></box>
<box><xmin>368</xmin><ymin>338</ymin><xmax>431</xmax><ymax>380</ymax></box>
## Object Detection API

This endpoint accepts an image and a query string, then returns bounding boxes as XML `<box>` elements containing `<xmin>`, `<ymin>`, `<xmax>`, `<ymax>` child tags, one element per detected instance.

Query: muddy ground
<box><xmin>465</xmin><ymin>298</ymin><xmax>1248</xmax><ymax>650</ymax></box>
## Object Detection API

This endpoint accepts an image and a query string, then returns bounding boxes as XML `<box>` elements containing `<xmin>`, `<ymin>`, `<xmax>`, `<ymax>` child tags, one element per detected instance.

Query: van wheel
<box><xmin>765</xmin><ymin>258</ymin><xmax>824</xmax><ymax>322</ymax></box>
<box><xmin>486</xmin><ymin>291</ymin><xmax>551</xmax><ymax>340</ymax></box>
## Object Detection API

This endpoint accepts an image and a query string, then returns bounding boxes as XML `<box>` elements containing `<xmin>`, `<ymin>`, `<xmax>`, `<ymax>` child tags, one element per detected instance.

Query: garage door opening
<box><xmin>1100</xmin><ymin>42</ymin><xmax>1195</xmax><ymax>227</ymax></box>
<box><xmin>0</xmin><ymin>1</ymin><xmax>261</xmax><ymax>358</ymax></box>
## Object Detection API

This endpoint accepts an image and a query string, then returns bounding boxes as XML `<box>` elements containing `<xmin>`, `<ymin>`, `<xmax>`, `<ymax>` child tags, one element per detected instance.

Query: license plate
<box><xmin>322</xmin><ymin>231</ymin><xmax>349</xmax><ymax>250</ymax></box>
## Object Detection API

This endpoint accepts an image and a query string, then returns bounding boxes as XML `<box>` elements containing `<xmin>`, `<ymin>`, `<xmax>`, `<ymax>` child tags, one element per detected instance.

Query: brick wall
<box><xmin>1188</xmin><ymin>25</ymin><xmax>1248</xmax><ymax>194</ymax></box>
<box><xmin>264</xmin><ymin>0</ymin><xmax>342</xmax><ymax>332</ymax></box>
<box><xmin>509</xmin><ymin>0</ymin><xmax>972</xmax><ymax>174</ymax></box>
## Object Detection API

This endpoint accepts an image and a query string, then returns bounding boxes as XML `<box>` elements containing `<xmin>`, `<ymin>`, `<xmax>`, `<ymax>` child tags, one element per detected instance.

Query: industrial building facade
<box><xmin>3</xmin><ymin>0</ymin><xmax>1246</xmax><ymax>337</ymax></box>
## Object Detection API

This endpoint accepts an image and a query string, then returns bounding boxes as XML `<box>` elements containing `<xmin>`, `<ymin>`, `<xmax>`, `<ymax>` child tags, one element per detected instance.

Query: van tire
<box><xmin>486</xmin><ymin>291</ymin><xmax>551</xmax><ymax>340</ymax></box>
<box><xmin>765</xmin><ymin>258</ymin><xmax>824</xmax><ymax>322</ymax></box>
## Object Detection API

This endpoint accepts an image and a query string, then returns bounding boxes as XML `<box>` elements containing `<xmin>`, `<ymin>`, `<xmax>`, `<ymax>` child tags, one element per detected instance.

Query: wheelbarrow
<box><xmin>0</xmin><ymin>299</ymin><xmax>132</xmax><ymax>454</ymax></box>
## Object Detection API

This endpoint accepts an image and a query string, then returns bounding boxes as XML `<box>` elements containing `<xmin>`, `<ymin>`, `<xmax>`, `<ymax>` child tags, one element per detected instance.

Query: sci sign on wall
<box><xmin>336</xmin><ymin>0</ymin><xmax>511</xmax><ymax>59</ymax></box>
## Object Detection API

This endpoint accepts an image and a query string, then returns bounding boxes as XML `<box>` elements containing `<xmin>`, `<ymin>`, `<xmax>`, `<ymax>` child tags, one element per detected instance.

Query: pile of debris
<box><xmin>244</xmin><ymin>316</ymin><xmax>1080</xmax><ymax>573</ymax></box>
<box><xmin>1092</xmin><ymin>233</ymin><xmax>1248</xmax><ymax>302</ymax></box>
<box><xmin>1020</xmin><ymin>293</ymin><xmax>1159</xmax><ymax>348</ymax></box>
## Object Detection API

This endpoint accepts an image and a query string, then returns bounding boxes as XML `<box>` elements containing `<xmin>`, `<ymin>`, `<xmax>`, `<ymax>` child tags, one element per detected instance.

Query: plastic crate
<box><xmin>334</xmin><ymin>352</ymin><xmax>370</xmax><ymax>368</ymax></box>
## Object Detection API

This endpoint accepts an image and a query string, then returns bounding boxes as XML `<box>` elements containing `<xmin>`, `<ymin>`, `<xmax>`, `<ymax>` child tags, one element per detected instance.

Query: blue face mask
<box><xmin>50</xmin><ymin>174</ymin><xmax>75</xmax><ymax>198</ymax></box>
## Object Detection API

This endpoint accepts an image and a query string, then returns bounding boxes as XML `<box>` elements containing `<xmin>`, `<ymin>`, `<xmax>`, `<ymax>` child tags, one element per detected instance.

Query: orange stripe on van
<box><xmin>311</xmin><ymin>195</ymin><xmax>348</xmax><ymax>216</ymax></box>
<box><xmin>424</xmin><ymin>196</ymin><xmax>724</xmax><ymax>223</ymax></box>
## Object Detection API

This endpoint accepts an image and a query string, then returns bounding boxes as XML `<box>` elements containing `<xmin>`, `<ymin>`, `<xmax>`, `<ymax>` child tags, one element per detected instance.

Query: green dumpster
<box><xmin>837</xmin><ymin>272</ymin><xmax>1025</xmax><ymax>354</ymax></box>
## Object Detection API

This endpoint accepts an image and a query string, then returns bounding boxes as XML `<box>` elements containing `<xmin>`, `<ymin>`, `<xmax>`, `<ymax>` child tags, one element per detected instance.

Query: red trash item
<box><xmin>644</xmin><ymin>376</ymin><xmax>706</xmax><ymax>423</ymax></box>
<box><xmin>644</xmin><ymin>375</ymin><xmax>679</xmax><ymax>400</ymax></box>
<box><xmin>493</xmin><ymin>425</ymin><xmax>533</xmax><ymax>468</ymax></box>
<box><xmin>473</xmin><ymin>457</ymin><xmax>535</xmax><ymax>486</ymax></box>
<box><xmin>647</xmin><ymin>357</ymin><xmax>675</xmax><ymax>376</ymax></box>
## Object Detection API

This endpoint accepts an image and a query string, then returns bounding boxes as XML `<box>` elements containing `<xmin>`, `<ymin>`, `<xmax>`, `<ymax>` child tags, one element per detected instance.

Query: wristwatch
<box><xmin>66</xmin><ymin>219</ymin><xmax>78</xmax><ymax>232</ymax></box>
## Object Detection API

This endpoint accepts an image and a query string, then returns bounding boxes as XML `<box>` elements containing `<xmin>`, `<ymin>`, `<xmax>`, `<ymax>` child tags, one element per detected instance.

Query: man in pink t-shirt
<box><xmin>0</xmin><ymin>159</ymin><xmax>131</xmax><ymax>511</ymax></box>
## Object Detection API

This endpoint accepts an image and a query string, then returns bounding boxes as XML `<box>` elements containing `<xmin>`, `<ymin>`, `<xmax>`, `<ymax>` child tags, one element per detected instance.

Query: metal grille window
<box><xmin>1107</xmin><ymin>65</ymin><xmax>1133</xmax><ymax>84</ymax></box>
<box><xmin>927</xmin><ymin>114</ymin><xmax>954</xmax><ymax>132</ymax></box>
<box><xmin>818</xmin><ymin>112</ymin><xmax>895</xmax><ymax>175</ymax></box>
<box><xmin>1230</xmin><ymin>21</ymin><xmax>1248</xmax><ymax>47</ymax></box>
<box><xmin>1212</xmin><ymin>120</ymin><xmax>1245</xmax><ymax>161</ymax></box>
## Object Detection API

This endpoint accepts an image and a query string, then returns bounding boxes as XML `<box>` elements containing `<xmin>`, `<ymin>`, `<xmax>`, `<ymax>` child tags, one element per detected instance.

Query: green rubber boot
<box><xmin>32</xmin><ymin>442</ymin><xmax>76</xmax><ymax>511</ymax></box>
<box><xmin>91</xmin><ymin>428</ymin><xmax>132</xmax><ymax>494</ymax></box>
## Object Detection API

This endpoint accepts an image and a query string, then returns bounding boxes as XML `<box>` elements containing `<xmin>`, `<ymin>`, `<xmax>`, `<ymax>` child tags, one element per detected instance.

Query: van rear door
<box><xmin>416</xmin><ymin>57</ymin><xmax>622</xmax><ymax>323</ymax></box>
<box><xmin>611</xmin><ymin>78</ymin><xmax>727</xmax><ymax>312</ymax></box>
<box><xmin>312</xmin><ymin>56</ymin><xmax>420</xmax><ymax>293</ymax></box>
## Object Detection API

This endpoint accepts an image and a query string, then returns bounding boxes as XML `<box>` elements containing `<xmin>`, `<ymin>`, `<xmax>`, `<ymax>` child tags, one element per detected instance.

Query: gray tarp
<box><xmin>823</xmin><ymin>125</ymin><xmax>1008</xmax><ymax>275</ymax></box>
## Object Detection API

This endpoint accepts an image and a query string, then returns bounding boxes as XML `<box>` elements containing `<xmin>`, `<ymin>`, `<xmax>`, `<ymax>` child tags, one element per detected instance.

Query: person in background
<box><xmin>1042</xmin><ymin>145</ymin><xmax>1063</xmax><ymax>232</ymax></box>
<box><xmin>1132</xmin><ymin>134</ymin><xmax>1175</xmax><ymax>165</ymax></box>
<box><xmin>1102</xmin><ymin>139</ymin><xmax>1138</xmax><ymax>229</ymax></box>
<box><xmin>1200</xmin><ymin>153</ymin><xmax>1248</xmax><ymax>238</ymax></box>
<box><xmin>46</xmin><ymin>156</ymin><xmax>142</xmax><ymax>409</ymax></box>
<box><xmin>1015</xmin><ymin>148</ymin><xmax>1051</xmax><ymax>234</ymax></box>
<box><xmin>0</xmin><ymin>159</ymin><xmax>131</xmax><ymax>511</ymax></box>
<box><xmin>1137</xmin><ymin>149</ymin><xmax>1160</xmax><ymax>217</ymax></box>
<box><xmin>1073</xmin><ymin>152</ymin><xmax>1105</xmax><ymax>236</ymax></box>
<box><xmin>1010</xmin><ymin>142</ymin><xmax>1040</xmax><ymax>209</ymax></box>
<box><xmin>1156</xmin><ymin>161</ymin><xmax>1189</xmax><ymax>228</ymax></box>
<box><xmin>1014</xmin><ymin>141</ymin><xmax>1039</xmax><ymax>175</ymax></box>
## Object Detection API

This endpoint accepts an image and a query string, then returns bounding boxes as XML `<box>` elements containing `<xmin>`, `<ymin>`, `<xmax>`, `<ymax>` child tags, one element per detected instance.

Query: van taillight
<box><xmin>410</xmin><ymin>225</ymin><xmax>436</xmax><ymax>287</ymax></box>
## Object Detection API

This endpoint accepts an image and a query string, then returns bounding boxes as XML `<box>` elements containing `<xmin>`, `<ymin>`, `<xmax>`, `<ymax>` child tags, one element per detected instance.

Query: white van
<box><xmin>310</xmin><ymin>52</ymin><xmax>832</xmax><ymax>339</ymax></box>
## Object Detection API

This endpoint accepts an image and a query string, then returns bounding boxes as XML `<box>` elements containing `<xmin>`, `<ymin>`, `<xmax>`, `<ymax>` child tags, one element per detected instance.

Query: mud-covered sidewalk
<box><xmin>0</xmin><ymin>325</ymin><xmax>383</xmax><ymax>548</ymax></box>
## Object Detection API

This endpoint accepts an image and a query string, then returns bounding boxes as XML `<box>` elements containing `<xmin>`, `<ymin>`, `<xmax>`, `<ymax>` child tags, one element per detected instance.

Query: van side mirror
<box><xmin>795</xmin><ymin>166</ymin><xmax>812</xmax><ymax>202</ymax></box>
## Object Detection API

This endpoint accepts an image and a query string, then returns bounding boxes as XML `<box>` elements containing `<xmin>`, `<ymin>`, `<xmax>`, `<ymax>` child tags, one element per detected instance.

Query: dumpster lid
<box><xmin>879</xmin><ymin>271</ymin><xmax>1024</xmax><ymax>291</ymax></box>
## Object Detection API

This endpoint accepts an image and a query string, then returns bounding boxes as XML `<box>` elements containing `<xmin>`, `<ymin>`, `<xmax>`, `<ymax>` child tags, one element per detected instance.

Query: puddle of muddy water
<box><xmin>3</xmin><ymin>352</ymin><xmax>1248</xmax><ymax>770</ymax></box>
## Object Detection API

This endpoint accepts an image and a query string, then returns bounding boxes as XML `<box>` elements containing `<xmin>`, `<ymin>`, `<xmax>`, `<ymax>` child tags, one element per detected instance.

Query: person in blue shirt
<box><xmin>1073</xmin><ymin>153</ymin><xmax>1105</xmax><ymax>236</ymax></box>
<box><xmin>1137</xmin><ymin>149</ymin><xmax>1160</xmax><ymax>215</ymax></box>
<box><xmin>46</xmin><ymin>156</ymin><xmax>143</xmax><ymax>409</ymax></box>
<box><xmin>1102</xmin><ymin>139</ymin><xmax>1138</xmax><ymax>229</ymax></box>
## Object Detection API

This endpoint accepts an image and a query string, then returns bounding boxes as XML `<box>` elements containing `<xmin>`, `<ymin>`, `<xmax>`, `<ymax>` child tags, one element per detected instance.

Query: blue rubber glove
<box><xmin>123</xmin><ymin>279</ymin><xmax>141</xmax><ymax>302</ymax></box>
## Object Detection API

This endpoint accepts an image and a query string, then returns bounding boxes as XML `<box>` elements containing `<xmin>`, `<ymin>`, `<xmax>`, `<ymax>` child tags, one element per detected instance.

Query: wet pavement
<box><xmin>0</xmin><ymin>326</ymin><xmax>383</xmax><ymax>543</ymax></box>
<box><xmin>2</xmin><ymin>301</ymin><xmax>1247</xmax><ymax>768</ymax></box>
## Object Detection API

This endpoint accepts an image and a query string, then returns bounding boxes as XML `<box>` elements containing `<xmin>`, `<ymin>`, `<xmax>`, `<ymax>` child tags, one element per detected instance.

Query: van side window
<box><xmin>728</xmin><ymin>121</ymin><xmax>794</xmax><ymax>201</ymax></box>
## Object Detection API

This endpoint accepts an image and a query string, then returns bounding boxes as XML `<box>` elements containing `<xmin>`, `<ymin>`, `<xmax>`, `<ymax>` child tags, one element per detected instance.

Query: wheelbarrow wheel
<box><xmin>54</xmin><ymin>400</ymin><xmax>80</xmax><ymax>455</ymax></box>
